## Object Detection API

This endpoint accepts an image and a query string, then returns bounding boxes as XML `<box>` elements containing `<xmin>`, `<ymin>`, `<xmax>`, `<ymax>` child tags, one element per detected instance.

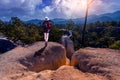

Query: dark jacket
<box><xmin>42</xmin><ymin>21</ymin><xmax>51</xmax><ymax>33</ymax></box>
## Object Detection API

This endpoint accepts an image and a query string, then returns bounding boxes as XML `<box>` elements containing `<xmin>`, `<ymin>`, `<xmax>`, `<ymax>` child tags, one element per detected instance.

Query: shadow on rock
<box><xmin>0</xmin><ymin>39</ymin><xmax>16</xmax><ymax>53</ymax></box>
<box><xmin>33</xmin><ymin>44</ymin><xmax>47</xmax><ymax>57</ymax></box>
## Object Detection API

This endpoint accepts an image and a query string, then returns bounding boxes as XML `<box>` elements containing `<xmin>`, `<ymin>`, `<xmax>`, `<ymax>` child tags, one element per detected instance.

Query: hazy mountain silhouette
<box><xmin>25</xmin><ymin>19</ymin><xmax>43</xmax><ymax>25</ymax></box>
<box><xmin>26</xmin><ymin>10</ymin><xmax>120</xmax><ymax>25</ymax></box>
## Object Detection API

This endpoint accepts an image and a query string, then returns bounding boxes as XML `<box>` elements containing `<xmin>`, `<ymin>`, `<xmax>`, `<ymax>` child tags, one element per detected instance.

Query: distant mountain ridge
<box><xmin>26</xmin><ymin>10</ymin><xmax>120</xmax><ymax>25</ymax></box>
<box><xmin>25</xmin><ymin>19</ymin><xmax>42</xmax><ymax>24</ymax></box>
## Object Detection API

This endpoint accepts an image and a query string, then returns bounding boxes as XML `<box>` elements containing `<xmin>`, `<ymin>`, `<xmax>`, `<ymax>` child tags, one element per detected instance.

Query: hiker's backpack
<box><xmin>43</xmin><ymin>21</ymin><xmax>50</xmax><ymax>30</ymax></box>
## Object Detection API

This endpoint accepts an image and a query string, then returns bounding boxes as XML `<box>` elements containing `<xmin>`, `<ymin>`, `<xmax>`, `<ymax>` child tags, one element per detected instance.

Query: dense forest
<box><xmin>0</xmin><ymin>17</ymin><xmax>120</xmax><ymax>50</ymax></box>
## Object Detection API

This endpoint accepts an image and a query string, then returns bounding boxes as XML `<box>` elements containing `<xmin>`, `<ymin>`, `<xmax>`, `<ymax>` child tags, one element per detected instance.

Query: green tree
<box><xmin>0</xmin><ymin>20</ymin><xmax>6</xmax><ymax>34</ymax></box>
<box><xmin>109</xmin><ymin>40</ymin><xmax>120</xmax><ymax>50</ymax></box>
<box><xmin>25</xmin><ymin>24</ymin><xmax>41</xmax><ymax>44</ymax></box>
<box><xmin>65</xmin><ymin>19</ymin><xmax>74</xmax><ymax>30</ymax></box>
<box><xmin>5</xmin><ymin>17</ymin><xmax>26</xmax><ymax>40</ymax></box>
<box><xmin>49</xmin><ymin>25</ymin><xmax>63</xmax><ymax>42</ymax></box>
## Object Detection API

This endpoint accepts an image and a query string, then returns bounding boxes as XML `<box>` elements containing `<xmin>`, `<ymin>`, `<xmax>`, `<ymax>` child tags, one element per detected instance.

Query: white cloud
<box><xmin>21</xmin><ymin>0</ymin><xmax>42</xmax><ymax>11</ymax></box>
<box><xmin>40</xmin><ymin>0</ymin><xmax>98</xmax><ymax>19</ymax></box>
<box><xmin>42</xmin><ymin>6</ymin><xmax>54</xmax><ymax>13</ymax></box>
<box><xmin>40</xmin><ymin>0</ymin><xmax>88</xmax><ymax>19</ymax></box>
<box><xmin>0</xmin><ymin>0</ymin><xmax>42</xmax><ymax>20</ymax></box>
<box><xmin>89</xmin><ymin>0</ymin><xmax>120</xmax><ymax>15</ymax></box>
<box><xmin>41</xmin><ymin>0</ymin><xmax>120</xmax><ymax>19</ymax></box>
<box><xmin>0</xmin><ymin>0</ymin><xmax>120</xmax><ymax>20</ymax></box>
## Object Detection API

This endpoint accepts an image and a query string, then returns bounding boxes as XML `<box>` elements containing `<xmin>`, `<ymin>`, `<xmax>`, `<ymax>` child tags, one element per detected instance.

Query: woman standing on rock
<box><xmin>42</xmin><ymin>17</ymin><xmax>51</xmax><ymax>46</ymax></box>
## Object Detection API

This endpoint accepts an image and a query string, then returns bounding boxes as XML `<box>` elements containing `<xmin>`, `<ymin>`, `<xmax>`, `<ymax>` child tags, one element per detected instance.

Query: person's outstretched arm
<box><xmin>68</xmin><ymin>31</ymin><xmax>72</xmax><ymax>38</ymax></box>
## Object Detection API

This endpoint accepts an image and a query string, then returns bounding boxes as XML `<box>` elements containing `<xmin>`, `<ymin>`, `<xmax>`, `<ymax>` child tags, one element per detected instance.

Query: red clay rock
<box><xmin>0</xmin><ymin>42</ymin><xmax>67</xmax><ymax>79</ymax></box>
<box><xmin>71</xmin><ymin>47</ymin><xmax>120</xmax><ymax>80</ymax></box>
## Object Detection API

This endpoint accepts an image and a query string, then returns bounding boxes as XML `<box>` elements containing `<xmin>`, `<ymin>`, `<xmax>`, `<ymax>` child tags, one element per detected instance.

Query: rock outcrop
<box><xmin>1</xmin><ymin>42</ymin><xmax>120</xmax><ymax>80</ymax></box>
<box><xmin>0</xmin><ymin>42</ymin><xmax>67</xmax><ymax>79</ymax></box>
<box><xmin>60</xmin><ymin>36</ymin><xmax>75</xmax><ymax>59</ymax></box>
<box><xmin>0</xmin><ymin>66</ymin><xmax>106</xmax><ymax>80</ymax></box>
<box><xmin>0</xmin><ymin>39</ymin><xmax>16</xmax><ymax>53</ymax></box>
<box><xmin>71</xmin><ymin>47</ymin><xmax>120</xmax><ymax>80</ymax></box>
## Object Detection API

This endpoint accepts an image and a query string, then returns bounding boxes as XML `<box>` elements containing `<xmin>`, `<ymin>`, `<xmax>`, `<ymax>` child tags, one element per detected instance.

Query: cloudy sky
<box><xmin>0</xmin><ymin>0</ymin><xmax>120</xmax><ymax>21</ymax></box>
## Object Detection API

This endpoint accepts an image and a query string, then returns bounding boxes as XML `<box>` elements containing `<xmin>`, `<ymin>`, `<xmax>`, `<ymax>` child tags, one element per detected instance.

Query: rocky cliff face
<box><xmin>0</xmin><ymin>42</ymin><xmax>120</xmax><ymax>80</ymax></box>
<box><xmin>0</xmin><ymin>66</ymin><xmax>106</xmax><ymax>80</ymax></box>
<box><xmin>71</xmin><ymin>47</ymin><xmax>120</xmax><ymax>80</ymax></box>
<box><xmin>0</xmin><ymin>42</ymin><xmax>67</xmax><ymax>79</ymax></box>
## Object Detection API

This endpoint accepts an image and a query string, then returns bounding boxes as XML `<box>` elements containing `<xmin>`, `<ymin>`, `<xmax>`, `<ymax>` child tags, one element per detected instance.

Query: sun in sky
<box><xmin>61</xmin><ymin>0</ymin><xmax>89</xmax><ymax>18</ymax></box>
